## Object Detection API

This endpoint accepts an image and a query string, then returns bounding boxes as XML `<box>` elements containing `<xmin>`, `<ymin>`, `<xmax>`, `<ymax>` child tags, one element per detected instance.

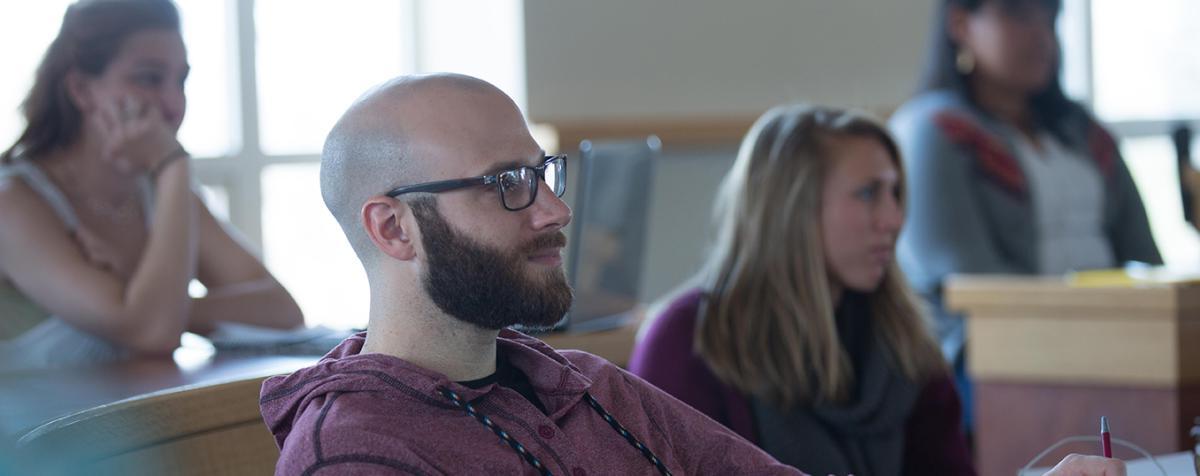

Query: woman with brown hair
<box><xmin>629</xmin><ymin>104</ymin><xmax>972</xmax><ymax>475</ymax></box>
<box><xmin>0</xmin><ymin>0</ymin><xmax>302</xmax><ymax>371</ymax></box>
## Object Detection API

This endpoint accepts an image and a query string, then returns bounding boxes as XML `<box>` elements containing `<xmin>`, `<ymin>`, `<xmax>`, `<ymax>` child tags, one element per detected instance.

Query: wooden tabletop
<box><xmin>945</xmin><ymin>274</ymin><xmax>1200</xmax><ymax>314</ymax></box>
<box><xmin>0</xmin><ymin>319</ymin><xmax>642</xmax><ymax>442</ymax></box>
<box><xmin>541</xmin><ymin>316</ymin><xmax>641</xmax><ymax>367</ymax></box>
<box><xmin>0</xmin><ymin>347</ymin><xmax>317</xmax><ymax>440</ymax></box>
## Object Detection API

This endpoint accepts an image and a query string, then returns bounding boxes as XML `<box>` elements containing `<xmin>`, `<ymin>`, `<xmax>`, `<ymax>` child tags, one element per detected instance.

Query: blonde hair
<box><xmin>696</xmin><ymin>104</ymin><xmax>945</xmax><ymax>409</ymax></box>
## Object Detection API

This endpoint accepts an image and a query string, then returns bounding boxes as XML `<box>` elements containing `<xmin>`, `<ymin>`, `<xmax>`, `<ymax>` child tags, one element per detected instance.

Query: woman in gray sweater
<box><xmin>889</xmin><ymin>0</ymin><xmax>1161</xmax><ymax>429</ymax></box>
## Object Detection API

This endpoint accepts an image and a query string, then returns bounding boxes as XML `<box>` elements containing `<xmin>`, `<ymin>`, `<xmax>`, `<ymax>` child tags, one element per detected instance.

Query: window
<box><xmin>0</xmin><ymin>0</ymin><xmax>77</xmax><ymax>148</ymax></box>
<box><xmin>0</xmin><ymin>0</ymin><xmax>526</xmax><ymax>329</ymax></box>
<box><xmin>254</xmin><ymin>0</ymin><xmax>413</xmax><ymax>155</ymax></box>
<box><xmin>1059</xmin><ymin>0</ymin><xmax>1200</xmax><ymax>267</ymax></box>
<box><xmin>1090</xmin><ymin>0</ymin><xmax>1200</xmax><ymax>121</ymax></box>
<box><xmin>177</xmin><ymin>0</ymin><xmax>239</xmax><ymax>158</ymax></box>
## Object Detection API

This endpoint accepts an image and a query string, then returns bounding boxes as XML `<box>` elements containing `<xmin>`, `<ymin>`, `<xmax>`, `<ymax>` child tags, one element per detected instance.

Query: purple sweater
<box><xmin>261</xmin><ymin>329</ymin><xmax>803</xmax><ymax>475</ymax></box>
<box><xmin>629</xmin><ymin>289</ymin><xmax>976</xmax><ymax>475</ymax></box>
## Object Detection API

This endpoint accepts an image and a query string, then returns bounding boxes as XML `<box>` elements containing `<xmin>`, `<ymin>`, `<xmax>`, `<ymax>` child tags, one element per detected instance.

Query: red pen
<box><xmin>1100</xmin><ymin>416</ymin><xmax>1112</xmax><ymax>458</ymax></box>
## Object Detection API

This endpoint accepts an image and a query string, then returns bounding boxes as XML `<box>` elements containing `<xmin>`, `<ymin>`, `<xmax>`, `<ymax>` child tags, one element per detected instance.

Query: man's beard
<box><xmin>411</xmin><ymin>199</ymin><xmax>573</xmax><ymax>331</ymax></box>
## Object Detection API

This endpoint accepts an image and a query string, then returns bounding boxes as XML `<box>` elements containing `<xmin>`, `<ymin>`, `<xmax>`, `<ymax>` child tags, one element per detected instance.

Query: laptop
<box><xmin>556</xmin><ymin>136</ymin><xmax>661</xmax><ymax>333</ymax></box>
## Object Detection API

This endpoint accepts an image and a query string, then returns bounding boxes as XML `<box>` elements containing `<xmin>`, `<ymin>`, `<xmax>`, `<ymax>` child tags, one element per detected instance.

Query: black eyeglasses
<box><xmin>386</xmin><ymin>155</ymin><xmax>566</xmax><ymax>211</ymax></box>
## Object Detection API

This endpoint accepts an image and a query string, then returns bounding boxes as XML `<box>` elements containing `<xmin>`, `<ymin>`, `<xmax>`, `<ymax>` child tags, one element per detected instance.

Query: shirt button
<box><xmin>572</xmin><ymin>468</ymin><xmax>587</xmax><ymax>476</ymax></box>
<box><xmin>538</xmin><ymin>424</ymin><xmax>555</xmax><ymax>439</ymax></box>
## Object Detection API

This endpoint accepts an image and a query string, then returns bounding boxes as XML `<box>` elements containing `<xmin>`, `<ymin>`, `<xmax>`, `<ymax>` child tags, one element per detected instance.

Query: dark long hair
<box><xmin>918</xmin><ymin>0</ymin><xmax>1085</xmax><ymax>147</ymax></box>
<box><xmin>1</xmin><ymin>0</ymin><xmax>180</xmax><ymax>164</ymax></box>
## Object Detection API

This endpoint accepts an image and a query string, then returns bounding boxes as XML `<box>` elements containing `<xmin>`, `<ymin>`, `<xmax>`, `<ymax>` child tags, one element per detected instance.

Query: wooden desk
<box><xmin>946</xmin><ymin>275</ymin><xmax>1200</xmax><ymax>476</ymax></box>
<box><xmin>16</xmin><ymin>376</ymin><xmax>284</xmax><ymax>475</ymax></box>
<box><xmin>541</xmin><ymin>317</ymin><xmax>641</xmax><ymax>368</ymax></box>
<box><xmin>0</xmin><ymin>348</ymin><xmax>317</xmax><ymax>441</ymax></box>
<box><xmin>0</xmin><ymin>320</ymin><xmax>641</xmax><ymax>442</ymax></box>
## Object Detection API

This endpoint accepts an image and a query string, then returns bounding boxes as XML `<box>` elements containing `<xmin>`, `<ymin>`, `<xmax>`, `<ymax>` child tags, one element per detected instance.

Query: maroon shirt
<box><xmin>629</xmin><ymin>289</ymin><xmax>976</xmax><ymax>475</ymax></box>
<box><xmin>260</xmin><ymin>329</ymin><xmax>802</xmax><ymax>475</ymax></box>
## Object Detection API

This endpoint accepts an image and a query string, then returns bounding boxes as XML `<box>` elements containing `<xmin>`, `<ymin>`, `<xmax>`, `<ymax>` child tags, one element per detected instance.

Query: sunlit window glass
<box><xmin>262</xmin><ymin>163</ymin><xmax>370</xmax><ymax>329</ymax></box>
<box><xmin>1092</xmin><ymin>0</ymin><xmax>1200</xmax><ymax>121</ymax></box>
<box><xmin>255</xmin><ymin>0</ymin><xmax>413</xmax><ymax>156</ymax></box>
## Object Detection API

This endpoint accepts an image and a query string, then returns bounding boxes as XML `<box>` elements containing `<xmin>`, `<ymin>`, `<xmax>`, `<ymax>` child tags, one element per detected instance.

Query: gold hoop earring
<box><xmin>956</xmin><ymin>50</ymin><xmax>976</xmax><ymax>75</ymax></box>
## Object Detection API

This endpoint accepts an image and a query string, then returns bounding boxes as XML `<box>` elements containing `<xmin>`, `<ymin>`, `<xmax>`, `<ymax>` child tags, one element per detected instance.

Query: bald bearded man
<box><xmin>259</xmin><ymin>74</ymin><xmax>798</xmax><ymax>475</ymax></box>
<box><xmin>258</xmin><ymin>74</ymin><xmax>1125</xmax><ymax>476</ymax></box>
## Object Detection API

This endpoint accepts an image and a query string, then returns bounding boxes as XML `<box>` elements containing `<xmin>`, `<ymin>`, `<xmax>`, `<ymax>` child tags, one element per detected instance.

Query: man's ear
<box><xmin>362</xmin><ymin>197</ymin><xmax>418</xmax><ymax>261</ymax></box>
<box><xmin>64</xmin><ymin>70</ymin><xmax>96</xmax><ymax>113</ymax></box>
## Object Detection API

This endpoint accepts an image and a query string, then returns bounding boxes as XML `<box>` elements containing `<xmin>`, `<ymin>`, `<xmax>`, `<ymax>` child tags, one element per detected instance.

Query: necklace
<box><xmin>45</xmin><ymin>157</ymin><xmax>146</xmax><ymax>226</ymax></box>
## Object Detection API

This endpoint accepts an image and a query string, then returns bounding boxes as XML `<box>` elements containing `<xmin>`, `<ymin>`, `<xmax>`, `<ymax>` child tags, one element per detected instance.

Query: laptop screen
<box><xmin>561</xmin><ymin>136</ymin><xmax>660</xmax><ymax>332</ymax></box>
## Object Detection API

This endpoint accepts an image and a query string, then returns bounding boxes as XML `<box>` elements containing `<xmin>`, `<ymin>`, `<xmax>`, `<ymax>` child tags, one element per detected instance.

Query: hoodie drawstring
<box><xmin>439</xmin><ymin>388</ymin><xmax>672</xmax><ymax>476</ymax></box>
<box><xmin>582</xmin><ymin>393</ymin><xmax>672</xmax><ymax>475</ymax></box>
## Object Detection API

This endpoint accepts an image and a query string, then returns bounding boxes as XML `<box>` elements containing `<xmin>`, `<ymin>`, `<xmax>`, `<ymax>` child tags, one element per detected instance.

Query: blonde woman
<box><xmin>629</xmin><ymin>105</ymin><xmax>972</xmax><ymax>475</ymax></box>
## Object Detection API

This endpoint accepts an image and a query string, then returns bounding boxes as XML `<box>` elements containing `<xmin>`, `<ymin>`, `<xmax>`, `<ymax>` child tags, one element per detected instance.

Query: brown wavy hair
<box><xmin>696</xmin><ymin>104</ymin><xmax>945</xmax><ymax>408</ymax></box>
<box><xmin>1</xmin><ymin>0</ymin><xmax>180</xmax><ymax>163</ymax></box>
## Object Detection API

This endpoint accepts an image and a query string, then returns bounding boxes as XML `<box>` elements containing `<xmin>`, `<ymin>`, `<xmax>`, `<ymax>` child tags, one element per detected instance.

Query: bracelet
<box><xmin>150</xmin><ymin>146</ymin><xmax>190</xmax><ymax>178</ymax></box>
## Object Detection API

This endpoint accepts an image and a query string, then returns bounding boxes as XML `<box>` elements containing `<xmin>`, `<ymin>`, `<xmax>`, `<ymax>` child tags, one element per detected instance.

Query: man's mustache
<box><xmin>521</xmin><ymin>231</ymin><xmax>567</xmax><ymax>254</ymax></box>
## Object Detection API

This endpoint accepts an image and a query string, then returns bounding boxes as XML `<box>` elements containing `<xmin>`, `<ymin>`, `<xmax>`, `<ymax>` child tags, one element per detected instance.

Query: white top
<box><xmin>1011</xmin><ymin>130</ymin><xmax>1116</xmax><ymax>274</ymax></box>
<box><xmin>0</xmin><ymin>158</ymin><xmax>153</xmax><ymax>372</ymax></box>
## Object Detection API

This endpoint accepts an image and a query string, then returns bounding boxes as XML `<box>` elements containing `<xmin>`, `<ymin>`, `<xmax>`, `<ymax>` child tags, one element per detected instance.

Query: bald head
<box><xmin>320</xmin><ymin>73</ymin><xmax>528</xmax><ymax>266</ymax></box>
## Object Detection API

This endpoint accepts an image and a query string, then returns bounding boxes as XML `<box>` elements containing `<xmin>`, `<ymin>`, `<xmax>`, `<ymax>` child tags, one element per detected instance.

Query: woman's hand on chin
<box><xmin>92</xmin><ymin>95</ymin><xmax>183</xmax><ymax>175</ymax></box>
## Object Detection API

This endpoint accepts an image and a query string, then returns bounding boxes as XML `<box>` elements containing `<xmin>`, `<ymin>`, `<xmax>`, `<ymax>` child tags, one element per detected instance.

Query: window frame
<box><xmin>193</xmin><ymin>0</ymin><xmax>435</xmax><ymax>249</ymax></box>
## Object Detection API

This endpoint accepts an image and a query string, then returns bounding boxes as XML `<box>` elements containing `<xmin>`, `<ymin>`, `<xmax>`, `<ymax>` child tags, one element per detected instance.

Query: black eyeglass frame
<box><xmin>385</xmin><ymin>155</ymin><xmax>567</xmax><ymax>211</ymax></box>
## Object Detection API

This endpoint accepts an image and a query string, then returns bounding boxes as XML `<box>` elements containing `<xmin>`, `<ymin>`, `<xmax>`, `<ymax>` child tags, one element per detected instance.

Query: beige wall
<box><xmin>523</xmin><ymin>0</ymin><xmax>938</xmax><ymax>304</ymax></box>
<box><xmin>524</xmin><ymin>0</ymin><xmax>937</xmax><ymax>122</ymax></box>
